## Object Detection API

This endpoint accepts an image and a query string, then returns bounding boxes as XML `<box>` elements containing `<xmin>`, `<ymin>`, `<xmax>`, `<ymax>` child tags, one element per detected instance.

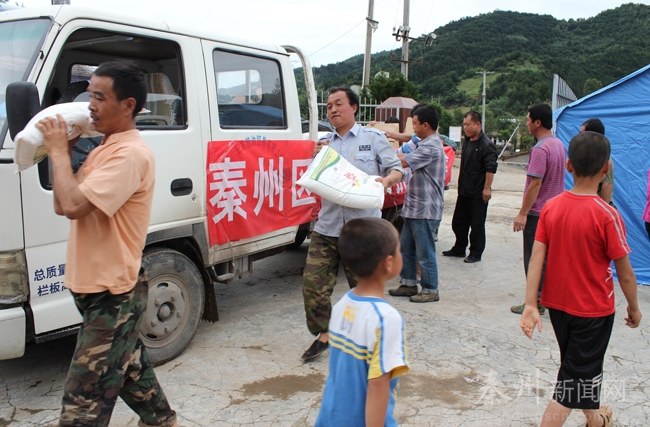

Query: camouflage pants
<box><xmin>302</xmin><ymin>232</ymin><xmax>358</xmax><ymax>336</ymax></box>
<box><xmin>60</xmin><ymin>271</ymin><xmax>177</xmax><ymax>427</ymax></box>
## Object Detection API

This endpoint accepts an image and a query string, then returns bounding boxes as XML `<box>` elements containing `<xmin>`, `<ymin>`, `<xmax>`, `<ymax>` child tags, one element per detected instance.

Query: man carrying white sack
<box><xmin>38</xmin><ymin>62</ymin><xmax>178</xmax><ymax>427</ymax></box>
<box><xmin>301</xmin><ymin>86</ymin><xmax>404</xmax><ymax>361</ymax></box>
<box><xmin>388</xmin><ymin>105</ymin><xmax>445</xmax><ymax>303</ymax></box>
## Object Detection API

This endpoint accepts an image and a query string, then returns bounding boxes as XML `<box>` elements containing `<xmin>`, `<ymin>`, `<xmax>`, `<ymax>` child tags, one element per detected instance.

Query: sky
<box><xmin>19</xmin><ymin>0</ymin><xmax>650</xmax><ymax>68</ymax></box>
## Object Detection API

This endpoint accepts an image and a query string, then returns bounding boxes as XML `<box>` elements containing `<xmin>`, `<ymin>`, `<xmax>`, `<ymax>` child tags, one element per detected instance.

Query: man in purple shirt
<box><xmin>388</xmin><ymin>105</ymin><xmax>446</xmax><ymax>303</ymax></box>
<box><xmin>511</xmin><ymin>103</ymin><xmax>566</xmax><ymax>314</ymax></box>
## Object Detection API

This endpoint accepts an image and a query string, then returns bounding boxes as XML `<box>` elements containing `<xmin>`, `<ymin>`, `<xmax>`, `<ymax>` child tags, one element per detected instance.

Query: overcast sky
<box><xmin>21</xmin><ymin>0</ymin><xmax>650</xmax><ymax>67</ymax></box>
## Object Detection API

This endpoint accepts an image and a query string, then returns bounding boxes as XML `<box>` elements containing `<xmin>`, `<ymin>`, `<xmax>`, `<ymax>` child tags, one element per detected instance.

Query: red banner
<box><xmin>383</xmin><ymin>180</ymin><xmax>407</xmax><ymax>209</ymax></box>
<box><xmin>206</xmin><ymin>140</ymin><xmax>316</xmax><ymax>246</ymax></box>
<box><xmin>444</xmin><ymin>145</ymin><xmax>455</xmax><ymax>188</ymax></box>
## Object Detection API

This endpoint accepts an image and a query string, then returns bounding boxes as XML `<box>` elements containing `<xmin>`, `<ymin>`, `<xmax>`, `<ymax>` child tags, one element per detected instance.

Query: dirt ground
<box><xmin>2</xmin><ymin>161</ymin><xmax>649</xmax><ymax>427</ymax></box>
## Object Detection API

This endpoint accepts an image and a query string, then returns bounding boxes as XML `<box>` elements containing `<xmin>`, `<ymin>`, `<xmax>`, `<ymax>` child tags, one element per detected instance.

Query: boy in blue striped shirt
<box><xmin>315</xmin><ymin>217</ymin><xmax>409</xmax><ymax>427</ymax></box>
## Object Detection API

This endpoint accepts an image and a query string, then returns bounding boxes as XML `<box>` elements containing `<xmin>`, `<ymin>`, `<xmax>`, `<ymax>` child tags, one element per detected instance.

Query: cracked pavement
<box><xmin>1</xmin><ymin>162</ymin><xmax>649</xmax><ymax>426</ymax></box>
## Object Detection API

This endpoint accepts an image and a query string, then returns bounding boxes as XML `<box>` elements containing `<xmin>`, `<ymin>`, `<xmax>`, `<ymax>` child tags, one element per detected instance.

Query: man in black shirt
<box><xmin>443</xmin><ymin>111</ymin><xmax>498</xmax><ymax>263</ymax></box>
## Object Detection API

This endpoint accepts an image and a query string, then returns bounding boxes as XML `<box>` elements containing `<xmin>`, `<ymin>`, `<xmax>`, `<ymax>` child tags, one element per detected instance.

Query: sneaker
<box><xmin>388</xmin><ymin>285</ymin><xmax>418</xmax><ymax>297</ymax></box>
<box><xmin>442</xmin><ymin>249</ymin><xmax>465</xmax><ymax>257</ymax></box>
<box><xmin>409</xmin><ymin>290</ymin><xmax>440</xmax><ymax>303</ymax></box>
<box><xmin>463</xmin><ymin>255</ymin><xmax>481</xmax><ymax>263</ymax></box>
<box><xmin>302</xmin><ymin>339</ymin><xmax>328</xmax><ymax>361</ymax></box>
<box><xmin>510</xmin><ymin>302</ymin><xmax>546</xmax><ymax>315</ymax></box>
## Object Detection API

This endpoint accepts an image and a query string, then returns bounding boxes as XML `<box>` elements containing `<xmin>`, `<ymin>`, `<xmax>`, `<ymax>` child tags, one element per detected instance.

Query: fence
<box><xmin>316</xmin><ymin>91</ymin><xmax>380</xmax><ymax>125</ymax></box>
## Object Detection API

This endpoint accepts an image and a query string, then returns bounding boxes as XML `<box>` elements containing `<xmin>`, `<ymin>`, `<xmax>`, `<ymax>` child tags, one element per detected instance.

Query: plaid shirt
<box><xmin>401</xmin><ymin>133</ymin><xmax>445</xmax><ymax>220</ymax></box>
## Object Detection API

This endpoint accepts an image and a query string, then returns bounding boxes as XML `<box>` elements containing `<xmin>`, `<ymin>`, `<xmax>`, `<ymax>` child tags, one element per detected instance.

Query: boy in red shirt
<box><xmin>521</xmin><ymin>131</ymin><xmax>642</xmax><ymax>427</ymax></box>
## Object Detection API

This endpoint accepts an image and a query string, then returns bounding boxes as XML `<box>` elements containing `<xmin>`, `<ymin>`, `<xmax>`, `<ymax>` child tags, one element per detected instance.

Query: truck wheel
<box><xmin>382</xmin><ymin>205</ymin><xmax>404</xmax><ymax>234</ymax></box>
<box><xmin>140</xmin><ymin>248</ymin><xmax>205</xmax><ymax>365</ymax></box>
<box><xmin>287</xmin><ymin>228</ymin><xmax>309</xmax><ymax>249</ymax></box>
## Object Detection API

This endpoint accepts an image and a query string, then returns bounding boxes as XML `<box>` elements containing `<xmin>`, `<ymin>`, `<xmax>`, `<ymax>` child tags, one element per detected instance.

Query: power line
<box><xmin>374</xmin><ymin>0</ymin><xmax>398</xmax><ymax>28</ymax></box>
<box><xmin>309</xmin><ymin>19</ymin><xmax>366</xmax><ymax>57</ymax></box>
<box><xmin>424</xmin><ymin>0</ymin><xmax>435</xmax><ymax>32</ymax></box>
<box><xmin>408</xmin><ymin>0</ymin><xmax>434</xmax><ymax>34</ymax></box>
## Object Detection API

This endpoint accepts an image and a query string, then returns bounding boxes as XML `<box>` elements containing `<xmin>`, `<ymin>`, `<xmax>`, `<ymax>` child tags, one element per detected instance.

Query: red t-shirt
<box><xmin>536</xmin><ymin>191</ymin><xmax>630</xmax><ymax>317</ymax></box>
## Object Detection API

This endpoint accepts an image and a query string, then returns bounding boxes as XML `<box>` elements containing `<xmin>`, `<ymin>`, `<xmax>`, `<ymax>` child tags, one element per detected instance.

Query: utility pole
<box><xmin>391</xmin><ymin>0</ymin><xmax>434</xmax><ymax>77</ymax></box>
<box><xmin>362</xmin><ymin>0</ymin><xmax>378</xmax><ymax>88</ymax></box>
<box><xmin>476</xmin><ymin>70</ymin><xmax>494</xmax><ymax>129</ymax></box>
<box><xmin>400</xmin><ymin>0</ymin><xmax>410</xmax><ymax>79</ymax></box>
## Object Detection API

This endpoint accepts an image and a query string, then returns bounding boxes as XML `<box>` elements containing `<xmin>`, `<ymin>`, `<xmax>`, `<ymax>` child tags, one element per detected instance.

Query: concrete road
<box><xmin>2</xmin><ymin>162</ymin><xmax>649</xmax><ymax>427</ymax></box>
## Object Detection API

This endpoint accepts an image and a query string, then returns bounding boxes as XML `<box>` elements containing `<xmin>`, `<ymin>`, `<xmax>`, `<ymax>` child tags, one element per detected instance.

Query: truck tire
<box><xmin>140</xmin><ymin>248</ymin><xmax>205</xmax><ymax>365</ymax></box>
<box><xmin>287</xmin><ymin>228</ymin><xmax>309</xmax><ymax>249</ymax></box>
<box><xmin>382</xmin><ymin>205</ymin><xmax>404</xmax><ymax>234</ymax></box>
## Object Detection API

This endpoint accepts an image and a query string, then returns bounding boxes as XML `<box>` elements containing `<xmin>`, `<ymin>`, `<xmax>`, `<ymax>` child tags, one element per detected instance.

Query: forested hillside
<box><xmin>302</xmin><ymin>2</ymin><xmax>650</xmax><ymax>121</ymax></box>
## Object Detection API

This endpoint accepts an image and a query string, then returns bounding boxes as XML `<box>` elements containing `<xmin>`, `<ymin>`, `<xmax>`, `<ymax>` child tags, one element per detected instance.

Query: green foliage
<box><xmin>429</xmin><ymin>101</ymin><xmax>453</xmax><ymax>135</ymax></box>
<box><xmin>366</xmin><ymin>72</ymin><xmax>419</xmax><ymax>102</ymax></box>
<box><xmin>441</xmin><ymin>89</ymin><xmax>472</xmax><ymax>107</ymax></box>
<box><xmin>583</xmin><ymin>78</ymin><xmax>603</xmax><ymax>95</ymax></box>
<box><xmin>451</xmin><ymin>109</ymin><xmax>465</xmax><ymax>126</ymax></box>
<box><xmin>306</xmin><ymin>3</ymin><xmax>650</xmax><ymax>118</ymax></box>
<box><xmin>520</xmin><ymin>134</ymin><xmax>535</xmax><ymax>150</ymax></box>
<box><xmin>457</xmin><ymin>73</ymin><xmax>501</xmax><ymax>99</ymax></box>
<box><xmin>486</xmin><ymin>69</ymin><xmax>552</xmax><ymax>113</ymax></box>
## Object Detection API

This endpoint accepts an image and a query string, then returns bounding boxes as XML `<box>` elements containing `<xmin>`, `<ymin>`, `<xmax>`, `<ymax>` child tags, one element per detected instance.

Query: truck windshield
<box><xmin>0</xmin><ymin>18</ymin><xmax>50</xmax><ymax>150</ymax></box>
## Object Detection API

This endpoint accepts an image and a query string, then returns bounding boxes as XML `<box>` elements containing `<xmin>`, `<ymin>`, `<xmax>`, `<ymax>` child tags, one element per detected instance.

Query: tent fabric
<box><xmin>553</xmin><ymin>64</ymin><xmax>650</xmax><ymax>285</ymax></box>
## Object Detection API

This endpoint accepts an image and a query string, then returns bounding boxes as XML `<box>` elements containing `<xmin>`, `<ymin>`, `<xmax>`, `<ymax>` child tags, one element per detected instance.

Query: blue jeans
<box><xmin>400</xmin><ymin>218</ymin><xmax>440</xmax><ymax>292</ymax></box>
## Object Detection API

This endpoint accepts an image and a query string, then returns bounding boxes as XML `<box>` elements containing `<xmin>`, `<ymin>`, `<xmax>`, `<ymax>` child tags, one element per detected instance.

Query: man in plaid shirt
<box><xmin>389</xmin><ymin>104</ymin><xmax>447</xmax><ymax>303</ymax></box>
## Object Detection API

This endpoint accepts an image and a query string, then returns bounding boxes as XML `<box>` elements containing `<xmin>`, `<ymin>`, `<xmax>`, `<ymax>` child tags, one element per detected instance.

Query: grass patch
<box><xmin>457</xmin><ymin>72</ymin><xmax>503</xmax><ymax>98</ymax></box>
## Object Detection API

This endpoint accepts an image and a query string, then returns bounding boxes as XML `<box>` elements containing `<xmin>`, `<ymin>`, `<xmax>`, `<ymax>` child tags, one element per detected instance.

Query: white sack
<box><xmin>13</xmin><ymin>102</ymin><xmax>103</xmax><ymax>172</ymax></box>
<box><xmin>297</xmin><ymin>145</ymin><xmax>385</xmax><ymax>209</ymax></box>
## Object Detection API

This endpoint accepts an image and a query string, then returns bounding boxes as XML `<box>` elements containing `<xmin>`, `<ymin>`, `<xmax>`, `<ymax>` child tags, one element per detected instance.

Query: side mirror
<box><xmin>6</xmin><ymin>82</ymin><xmax>41</xmax><ymax>140</ymax></box>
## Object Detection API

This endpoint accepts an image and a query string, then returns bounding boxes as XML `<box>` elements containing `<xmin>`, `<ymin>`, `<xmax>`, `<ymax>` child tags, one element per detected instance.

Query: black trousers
<box><xmin>450</xmin><ymin>195</ymin><xmax>489</xmax><ymax>258</ymax></box>
<box><xmin>523</xmin><ymin>214</ymin><xmax>546</xmax><ymax>298</ymax></box>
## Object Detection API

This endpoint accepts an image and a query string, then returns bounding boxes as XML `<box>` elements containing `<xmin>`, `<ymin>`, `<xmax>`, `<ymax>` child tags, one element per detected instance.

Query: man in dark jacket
<box><xmin>443</xmin><ymin>111</ymin><xmax>497</xmax><ymax>263</ymax></box>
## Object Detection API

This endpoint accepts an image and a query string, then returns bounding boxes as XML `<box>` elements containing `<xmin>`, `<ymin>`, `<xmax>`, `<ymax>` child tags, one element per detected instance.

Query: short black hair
<box><xmin>385</xmin><ymin>116</ymin><xmax>400</xmax><ymax>124</ymax></box>
<box><xmin>328</xmin><ymin>86</ymin><xmax>359</xmax><ymax>114</ymax></box>
<box><xmin>338</xmin><ymin>218</ymin><xmax>399</xmax><ymax>278</ymax></box>
<box><xmin>568</xmin><ymin>131</ymin><xmax>610</xmax><ymax>177</ymax></box>
<box><xmin>93</xmin><ymin>62</ymin><xmax>147</xmax><ymax>119</ymax></box>
<box><xmin>464</xmin><ymin>110</ymin><xmax>481</xmax><ymax>124</ymax></box>
<box><xmin>413</xmin><ymin>105</ymin><xmax>439</xmax><ymax>130</ymax></box>
<box><xmin>410</xmin><ymin>102</ymin><xmax>429</xmax><ymax>117</ymax></box>
<box><xmin>527</xmin><ymin>103</ymin><xmax>553</xmax><ymax>130</ymax></box>
<box><xmin>581</xmin><ymin>118</ymin><xmax>605</xmax><ymax>135</ymax></box>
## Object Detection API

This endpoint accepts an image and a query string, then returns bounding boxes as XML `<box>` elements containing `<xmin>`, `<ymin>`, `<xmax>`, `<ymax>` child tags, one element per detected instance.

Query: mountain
<box><xmin>303</xmin><ymin>3</ymin><xmax>650</xmax><ymax>116</ymax></box>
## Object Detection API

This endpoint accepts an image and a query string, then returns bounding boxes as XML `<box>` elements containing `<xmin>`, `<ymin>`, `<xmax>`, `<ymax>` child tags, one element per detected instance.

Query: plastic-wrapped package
<box><xmin>13</xmin><ymin>102</ymin><xmax>102</xmax><ymax>172</ymax></box>
<box><xmin>296</xmin><ymin>145</ymin><xmax>384</xmax><ymax>209</ymax></box>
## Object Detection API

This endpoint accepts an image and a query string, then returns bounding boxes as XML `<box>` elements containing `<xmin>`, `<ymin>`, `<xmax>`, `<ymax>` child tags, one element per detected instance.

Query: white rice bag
<box><xmin>13</xmin><ymin>102</ymin><xmax>103</xmax><ymax>172</ymax></box>
<box><xmin>297</xmin><ymin>145</ymin><xmax>385</xmax><ymax>209</ymax></box>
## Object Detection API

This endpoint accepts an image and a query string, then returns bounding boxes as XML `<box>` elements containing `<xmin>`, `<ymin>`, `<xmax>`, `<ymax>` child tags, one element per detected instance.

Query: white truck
<box><xmin>0</xmin><ymin>4</ymin><xmax>319</xmax><ymax>364</ymax></box>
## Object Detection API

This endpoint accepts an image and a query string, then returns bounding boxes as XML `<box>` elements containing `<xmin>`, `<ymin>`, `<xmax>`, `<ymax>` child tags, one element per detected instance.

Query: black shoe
<box><xmin>442</xmin><ymin>249</ymin><xmax>465</xmax><ymax>257</ymax></box>
<box><xmin>464</xmin><ymin>255</ymin><xmax>481</xmax><ymax>263</ymax></box>
<box><xmin>302</xmin><ymin>339</ymin><xmax>328</xmax><ymax>361</ymax></box>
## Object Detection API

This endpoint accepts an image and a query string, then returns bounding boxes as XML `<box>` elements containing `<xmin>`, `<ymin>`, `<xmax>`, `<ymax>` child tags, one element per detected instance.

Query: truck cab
<box><xmin>0</xmin><ymin>4</ymin><xmax>318</xmax><ymax>364</ymax></box>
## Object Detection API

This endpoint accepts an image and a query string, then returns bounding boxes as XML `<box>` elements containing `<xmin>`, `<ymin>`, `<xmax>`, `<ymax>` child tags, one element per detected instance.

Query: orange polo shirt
<box><xmin>64</xmin><ymin>129</ymin><xmax>155</xmax><ymax>295</ymax></box>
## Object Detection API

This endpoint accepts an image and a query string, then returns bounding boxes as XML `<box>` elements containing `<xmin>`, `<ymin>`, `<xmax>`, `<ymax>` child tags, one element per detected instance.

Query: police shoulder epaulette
<box><xmin>364</xmin><ymin>127</ymin><xmax>385</xmax><ymax>136</ymax></box>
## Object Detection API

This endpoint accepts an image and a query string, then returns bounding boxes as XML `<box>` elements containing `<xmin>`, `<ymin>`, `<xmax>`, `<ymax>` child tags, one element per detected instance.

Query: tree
<box><xmin>451</xmin><ymin>109</ymin><xmax>465</xmax><ymax>126</ymax></box>
<box><xmin>429</xmin><ymin>101</ymin><xmax>453</xmax><ymax>135</ymax></box>
<box><xmin>366</xmin><ymin>73</ymin><xmax>419</xmax><ymax>102</ymax></box>
<box><xmin>583</xmin><ymin>78</ymin><xmax>603</xmax><ymax>95</ymax></box>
